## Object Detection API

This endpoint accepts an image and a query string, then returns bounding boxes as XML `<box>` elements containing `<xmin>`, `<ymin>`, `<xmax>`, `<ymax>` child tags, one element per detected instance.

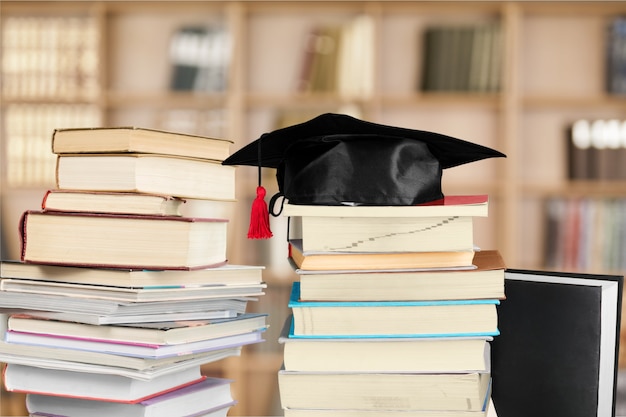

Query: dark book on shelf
<box><xmin>421</xmin><ymin>23</ymin><xmax>502</xmax><ymax>93</ymax></box>
<box><xmin>169</xmin><ymin>26</ymin><xmax>230</xmax><ymax>92</ymax></box>
<box><xmin>491</xmin><ymin>269</ymin><xmax>623</xmax><ymax>417</ymax></box>
<box><xmin>607</xmin><ymin>16</ymin><xmax>626</xmax><ymax>95</ymax></box>
<box><xmin>566</xmin><ymin>119</ymin><xmax>626</xmax><ymax>181</ymax></box>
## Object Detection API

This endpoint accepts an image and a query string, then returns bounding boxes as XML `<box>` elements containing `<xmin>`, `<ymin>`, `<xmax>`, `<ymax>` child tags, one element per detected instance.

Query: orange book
<box><xmin>288</xmin><ymin>239</ymin><xmax>475</xmax><ymax>272</ymax></box>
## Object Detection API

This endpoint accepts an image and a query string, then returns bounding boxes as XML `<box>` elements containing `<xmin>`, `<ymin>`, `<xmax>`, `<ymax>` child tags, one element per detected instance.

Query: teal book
<box><xmin>288</xmin><ymin>282</ymin><xmax>499</xmax><ymax>338</ymax></box>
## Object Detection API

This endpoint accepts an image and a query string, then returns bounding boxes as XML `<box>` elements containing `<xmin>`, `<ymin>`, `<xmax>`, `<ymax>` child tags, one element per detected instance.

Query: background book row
<box><xmin>2</xmin><ymin>104</ymin><xmax>229</xmax><ymax>188</ymax></box>
<box><xmin>608</xmin><ymin>16</ymin><xmax>626</xmax><ymax>95</ymax></box>
<box><xmin>421</xmin><ymin>22</ymin><xmax>502</xmax><ymax>93</ymax></box>
<box><xmin>169</xmin><ymin>24</ymin><xmax>230</xmax><ymax>93</ymax></box>
<box><xmin>1</xmin><ymin>17</ymin><xmax>232</xmax><ymax>99</ymax></box>
<box><xmin>3</xmin><ymin>103</ymin><xmax>101</xmax><ymax>187</ymax></box>
<box><xmin>298</xmin><ymin>18</ymin><xmax>502</xmax><ymax>96</ymax></box>
<box><xmin>544</xmin><ymin>197</ymin><xmax>626</xmax><ymax>273</ymax></box>
<box><xmin>2</xmin><ymin>16</ymin><xmax>100</xmax><ymax>100</ymax></box>
<box><xmin>567</xmin><ymin>118</ymin><xmax>626</xmax><ymax>181</ymax></box>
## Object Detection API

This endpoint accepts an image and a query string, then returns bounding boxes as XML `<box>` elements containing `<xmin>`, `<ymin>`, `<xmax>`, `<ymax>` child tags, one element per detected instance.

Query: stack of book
<box><xmin>0</xmin><ymin>126</ymin><xmax>268</xmax><ymax>416</ymax></box>
<box><xmin>277</xmin><ymin>195</ymin><xmax>506</xmax><ymax>417</ymax></box>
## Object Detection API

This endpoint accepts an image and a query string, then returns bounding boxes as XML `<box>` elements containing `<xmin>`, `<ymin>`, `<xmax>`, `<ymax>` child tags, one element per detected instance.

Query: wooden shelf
<box><xmin>1</xmin><ymin>1</ymin><xmax>626</xmax><ymax>415</ymax></box>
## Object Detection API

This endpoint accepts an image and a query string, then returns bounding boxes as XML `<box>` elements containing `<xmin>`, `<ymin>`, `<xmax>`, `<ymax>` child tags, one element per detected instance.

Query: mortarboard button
<box><xmin>223</xmin><ymin>113</ymin><xmax>506</xmax><ymax>238</ymax></box>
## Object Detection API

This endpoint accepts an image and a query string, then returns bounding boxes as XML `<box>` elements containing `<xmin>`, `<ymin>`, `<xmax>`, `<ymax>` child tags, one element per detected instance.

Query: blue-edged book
<box><xmin>288</xmin><ymin>282</ymin><xmax>499</xmax><ymax>338</ymax></box>
<box><xmin>279</xmin><ymin>315</ymin><xmax>493</xmax><ymax>373</ymax></box>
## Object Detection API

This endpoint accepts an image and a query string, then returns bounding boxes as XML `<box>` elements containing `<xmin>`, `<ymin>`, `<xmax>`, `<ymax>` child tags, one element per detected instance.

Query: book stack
<box><xmin>276</xmin><ymin>195</ymin><xmax>506</xmax><ymax>417</ymax></box>
<box><xmin>0</xmin><ymin>126</ymin><xmax>268</xmax><ymax>416</ymax></box>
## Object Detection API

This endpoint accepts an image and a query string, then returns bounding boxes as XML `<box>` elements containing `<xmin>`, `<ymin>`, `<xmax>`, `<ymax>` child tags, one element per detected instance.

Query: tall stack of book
<box><xmin>276</xmin><ymin>195</ymin><xmax>506</xmax><ymax>416</ymax></box>
<box><xmin>0</xmin><ymin>126</ymin><xmax>268</xmax><ymax>416</ymax></box>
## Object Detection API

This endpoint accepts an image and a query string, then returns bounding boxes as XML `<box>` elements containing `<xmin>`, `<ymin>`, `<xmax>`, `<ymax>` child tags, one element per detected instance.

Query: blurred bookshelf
<box><xmin>1</xmin><ymin>1</ymin><xmax>626</xmax><ymax>416</ymax></box>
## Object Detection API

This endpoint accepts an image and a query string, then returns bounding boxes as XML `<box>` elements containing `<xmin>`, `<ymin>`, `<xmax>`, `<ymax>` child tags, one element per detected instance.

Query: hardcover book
<box><xmin>279</xmin><ymin>316</ymin><xmax>492</xmax><ymax>373</ymax></box>
<box><xmin>296</xmin><ymin>249</ymin><xmax>505</xmax><ymax>301</ymax></box>
<box><xmin>41</xmin><ymin>190</ymin><xmax>186</xmax><ymax>216</ymax></box>
<box><xmin>55</xmin><ymin>153</ymin><xmax>236</xmax><ymax>201</ymax></box>
<box><xmin>288</xmin><ymin>282</ymin><xmax>499</xmax><ymax>338</ymax></box>
<box><xmin>19</xmin><ymin>211</ymin><xmax>228</xmax><ymax>270</ymax></box>
<box><xmin>290</xmin><ymin>214</ymin><xmax>475</xmax><ymax>253</ymax></box>
<box><xmin>51</xmin><ymin>126</ymin><xmax>233</xmax><ymax>161</ymax></box>
<box><xmin>289</xmin><ymin>239</ymin><xmax>475</xmax><ymax>272</ymax></box>
<box><xmin>491</xmin><ymin>269</ymin><xmax>623</xmax><ymax>417</ymax></box>
<box><xmin>278</xmin><ymin>370</ymin><xmax>491</xmax><ymax>412</ymax></box>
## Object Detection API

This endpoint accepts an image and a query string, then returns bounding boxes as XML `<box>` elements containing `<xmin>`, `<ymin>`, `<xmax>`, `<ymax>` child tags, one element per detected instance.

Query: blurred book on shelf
<box><xmin>567</xmin><ymin>119</ymin><xmax>626</xmax><ymax>181</ymax></box>
<box><xmin>607</xmin><ymin>16</ymin><xmax>626</xmax><ymax>95</ymax></box>
<box><xmin>544</xmin><ymin>197</ymin><xmax>626</xmax><ymax>273</ymax></box>
<box><xmin>4</xmin><ymin>104</ymin><xmax>102</xmax><ymax>187</ymax></box>
<box><xmin>169</xmin><ymin>25</ymin><xmax>230</xmax><ymax>92</ymax></box>
<box><xmin>421</xmin><ymin>22</ymin><xmax>502</xmax><ymax>93</ymax></box>
<box><xmin>297</xmin><ymin>15</ymin><xmax>374</xmax><ymax>98</ymax></box>
<box><xmin>1</xmin><ymin>15</ymin><xmax>100</xmax><ymax>100</ymax></box>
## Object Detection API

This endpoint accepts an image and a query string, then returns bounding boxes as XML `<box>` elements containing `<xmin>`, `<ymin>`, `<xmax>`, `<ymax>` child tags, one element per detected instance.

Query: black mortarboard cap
<box><xmin>223</xmin><ymin>113</ymin><xmax>505</xmax><ymax>208</ymax></box>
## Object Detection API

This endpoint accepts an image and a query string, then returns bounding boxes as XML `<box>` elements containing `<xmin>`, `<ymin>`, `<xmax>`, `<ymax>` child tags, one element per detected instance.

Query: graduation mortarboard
<box><xmin>223</xmin><ymin>112</ymin><xmax>505</xmax><ymax>238</ymax></box>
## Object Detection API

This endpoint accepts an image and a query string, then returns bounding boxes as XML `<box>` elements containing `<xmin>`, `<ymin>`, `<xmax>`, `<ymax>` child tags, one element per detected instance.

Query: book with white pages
<box><xmin>0</xmin><ymin>345</ymin><xmax>243</xmax><ymax>380</ymax></box>
<box><xmin>0</xmin><ymin>278</ymin><xmax>266</xmax><ymax>302</ymax></box>
<box><xmin>5</xmin><ymin>329</ymin><xmax>265</xmax><ymax>359</ymax></box>
<box><xmin>0</xmin><ymin>291</ymin><xmax>253</xmax><ymax>316</ymax></box>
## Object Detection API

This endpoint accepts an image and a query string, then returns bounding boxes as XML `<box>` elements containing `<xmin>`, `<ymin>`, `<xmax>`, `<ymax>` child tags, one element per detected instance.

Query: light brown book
<box><xmin>297</xmin><ymin>250</ymin><xmax>505</xmax><ymax>301</ymax></box>
<box><xmin>288</xmin><ymin>239</ymin><xmax>475</xmax><ymax>272</ymax></box>
<box><xmin>41</xmin><ymin>190</ymin><xmax>186</xmax><ymax>216</ymax></box>
<box><xmin>52</xmin><ymin>127</ymin><xmax>233</xmax><ymax>161</ymax></box>
<box><xmin>20</xmin><ymin>210</ymin><xmax>228</xmax><ymax>270</ymax></box>
<box><xmin>55</xmin><ymin>153</ymin><xmax>236</xmax><ymax>201</ymax></box>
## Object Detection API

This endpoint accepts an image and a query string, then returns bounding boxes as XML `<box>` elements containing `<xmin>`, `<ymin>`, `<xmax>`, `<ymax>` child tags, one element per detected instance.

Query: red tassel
<box><xmin>248</xmin><ymin>185</ymin><xmax>273</xmax><ymax>239</ymax></box>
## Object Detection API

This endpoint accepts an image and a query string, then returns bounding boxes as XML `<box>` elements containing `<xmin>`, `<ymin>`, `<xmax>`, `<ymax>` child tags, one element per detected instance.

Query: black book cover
<box><xmin>492</xmin><ymin>269</ymin><xmax>623</xmax><ymax>417</ymax></box>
